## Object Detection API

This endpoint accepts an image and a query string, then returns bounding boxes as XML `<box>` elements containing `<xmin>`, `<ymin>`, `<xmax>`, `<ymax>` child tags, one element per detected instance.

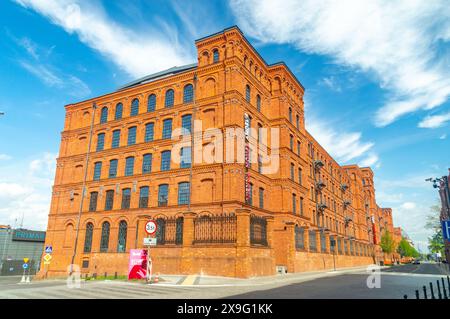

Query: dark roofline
<box><xmin>195</xmin><ymin>25</ymin><xmax>304</xmax><ymax>91</ymax></box>
<box><xmin>117</xmin><ymin>63</ymin><xmax>198</xmax><ymax>91</ymax></box>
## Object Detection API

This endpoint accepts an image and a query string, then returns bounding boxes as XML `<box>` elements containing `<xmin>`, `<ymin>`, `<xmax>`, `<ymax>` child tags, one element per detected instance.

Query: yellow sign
<box><xmin>44</xmin><ymin>261</ymin><xmax>51</xmax><ymax>265</ymax></box>
<box><xmin>23</xmin><ymin>258</ymin><xmax>29</xmax><ymax>263</ymax></box>
<box><xmin>43</xmin><ymin>254</ymin><xmax>52</xmax><ymax>262</ymax></box>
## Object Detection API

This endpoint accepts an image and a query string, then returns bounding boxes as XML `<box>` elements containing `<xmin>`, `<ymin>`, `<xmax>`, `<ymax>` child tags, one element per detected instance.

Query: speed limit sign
<box><xmin>145</xmin><ymin>220</ymin><xmax>157</xmax><ymax>235</ymax></box>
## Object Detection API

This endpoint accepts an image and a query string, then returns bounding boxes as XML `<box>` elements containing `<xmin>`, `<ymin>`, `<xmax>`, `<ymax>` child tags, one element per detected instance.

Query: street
<box><xmin>0</xmin><ymin>263</ymin><xmax>448</xmax><ymax>299</ymax></box>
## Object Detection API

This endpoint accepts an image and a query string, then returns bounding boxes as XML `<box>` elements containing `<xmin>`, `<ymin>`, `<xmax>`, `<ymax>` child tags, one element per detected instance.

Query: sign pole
<box><xmin>144</xmin><ymin>220</ymin><xmax>157</xmax><ymax>284</ymax></box>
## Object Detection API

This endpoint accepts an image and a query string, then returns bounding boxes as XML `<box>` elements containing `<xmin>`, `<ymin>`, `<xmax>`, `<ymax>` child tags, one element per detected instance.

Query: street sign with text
<box><xmin>145</xmin><ymin>220</ymin><xmax>157</xmax><ymax>235</ymax></box>
<box><xmin>143</xmin><ymin>237</ymin><xmax>157</xmax><ymax>246</ymax></box>
<box><xmin>442</xmin><ymin>220</ymin><xmax>450</xmax><ymax>242</ymax></box>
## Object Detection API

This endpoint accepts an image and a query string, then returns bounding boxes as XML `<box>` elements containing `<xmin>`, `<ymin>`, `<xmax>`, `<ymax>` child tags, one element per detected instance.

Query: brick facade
<box><xmin>39</xmin><ymin>26</ymin><xmax>397</xmax><ymax>278</ymax></box>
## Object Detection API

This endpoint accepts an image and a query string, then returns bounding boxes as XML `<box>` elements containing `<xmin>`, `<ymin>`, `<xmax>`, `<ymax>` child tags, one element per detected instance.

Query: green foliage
<box><xmin>397</xmin><ymin>238</ymin><xmax>420</xmax><ymax>257</ymax></box>
<box><xmin>426</xmin><ymin>202</ymin><xmax>445</xmax><ymax>257</ymax></box>
<box><xmin>380</xmin><ymin>230</ymin><xmax>396</xmax><ymax>254</ymax></box>
<box><xmin>428</xmin><ymin>230</ymin><xmax>445</xmax><ymax>256</ymax></box>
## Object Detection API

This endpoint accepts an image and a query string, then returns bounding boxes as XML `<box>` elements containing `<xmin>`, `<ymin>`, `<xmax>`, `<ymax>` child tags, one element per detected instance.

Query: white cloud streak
<box><xmin>231</xmin><ymin>0</ymin><xmax>450</xmax><ymax>127</ymax></box>
<box><xmin>15</xmin><ymin>0</ymin><xmax>191</xmax><ymax>78</ymax></box>
<box><xmin>418</xmin><ymin>111</ymin><xmax>450</xmax><ymax>128</ymax></box>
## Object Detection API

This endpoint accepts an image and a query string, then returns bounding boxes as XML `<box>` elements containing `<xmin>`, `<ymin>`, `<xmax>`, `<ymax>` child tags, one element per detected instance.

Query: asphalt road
<box><xmin>0</xmin><ymin>263</ymin><xmax>448</xmax><ymax>299</ymax></box>
<box><xmin>229</xmin><ymin>263</ymin><xmax>450</xmax><ymax>299</ymax></box>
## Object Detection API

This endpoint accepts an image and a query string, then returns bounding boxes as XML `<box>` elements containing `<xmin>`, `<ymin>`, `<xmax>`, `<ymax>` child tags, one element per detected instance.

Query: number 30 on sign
<box><xmin>145</xmin><ymin>220</ymin><xmax>157</xmax><ymax>235</ymax></box>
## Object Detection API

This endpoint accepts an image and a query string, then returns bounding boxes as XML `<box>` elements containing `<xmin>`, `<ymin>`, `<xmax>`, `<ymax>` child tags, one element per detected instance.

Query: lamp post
<box><xmin>426</xmin><ymin>170</ymin><xmax>450</xmax><ymax>263</ymax></box>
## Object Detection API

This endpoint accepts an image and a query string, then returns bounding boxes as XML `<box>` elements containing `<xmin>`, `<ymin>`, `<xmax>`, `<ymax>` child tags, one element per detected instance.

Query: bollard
<box><xmin>447</xmin><ymin>276</ymin><xmax>450</xmax><ymax>296</ymax></box>
<box><xmin>442</xmin><ymin>278</ymin><xmax>448</xmax><ymax>299</ymax></box>
<box><xmin>430</xmin><ymin>282</ymin><xmax>435</xmax><ymax>299</ymax></box>
<box><xmin>423</xmin><ymin>285</ymin><xmax>428</xmax><ymax>299</ymax></box>
<box><xmin>437</xmin><ymin>280</ymin><xmax>442</xmax><ymax>299</ymax></box>
<box><xmin>415</xmin><ymin>290</ymin><xmax>419</xmax><ymax>299</ymax></box>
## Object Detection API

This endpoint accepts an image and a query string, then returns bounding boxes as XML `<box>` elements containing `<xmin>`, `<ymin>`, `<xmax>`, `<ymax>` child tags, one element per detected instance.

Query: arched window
<box><xmin>83</xmin><ymin>223</ymin><xmax>93</xmax><ymax>253</ymax></box>
<box><xmin>256</xmin><ymin>94</ymin><xmax>261</xmax><ymax>112</ymax></box>
<box><xmin>117</xmin><ymin>220</ymin><xmax>127</xmax><ymax>252</ymax></box>
<box><xmin>213</xmin><ymin>49</ymin><xmax>219</xmax><ymax>63</ymax></box>
<box><xmin>183</xmin><ymin>84</ymin><xmax>194</xmax><ymax>103</ymax></box>
<box><xmin>288</xmin><ymin>107</ymin><xmax>293</xmax><ymax>122</ymax></box>
<box><xmin>115</xmin><ymin>103</ymin><xmax>123</xmax><ymax>120</ymax></box>
<box><xmin>100</xmin><ymin>221</ymin><xmax>110</xmax><ymax>252</ymax></box>
<box><xmin>100</xmin><ymin>107</ymin><xmax>108</xmax><ymax>124</ymax></box>
<box><xmin>165</xmin><ymin>89</ymin><xmax>174</xmax><ymax>108</ymax></box>
<box><xmin>245</xmin><ymin>85</ymin><xmax>251</xmax><ymax>103</ymax></box>
<box><xmin>147</xmin><ymin>94</ymin><xmax>156</xmax><ymax>112</ymax></box>
<box><xmin>130</xmin><ymin>98</ymin><xmax>139</xmax><ymax>116</ymax></box>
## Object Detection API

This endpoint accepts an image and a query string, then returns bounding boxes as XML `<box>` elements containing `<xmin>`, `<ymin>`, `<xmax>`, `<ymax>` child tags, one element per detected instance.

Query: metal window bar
<box><xmin>194</xmin><ymin>214</ymin><xmax>237</xmax><ymax>244</ymax></box>
<box><xmin>155</xmin><ymin>217</ymin><xmax>183</xmax><ymax>245</ymax></box>
<box><xmin>250</xmin><ymin>215</ymin><xmax>268</xmax><ymax>246</ymax></box>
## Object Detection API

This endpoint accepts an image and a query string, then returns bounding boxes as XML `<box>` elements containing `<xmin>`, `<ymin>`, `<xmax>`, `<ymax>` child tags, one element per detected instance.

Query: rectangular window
<box><xmin>178</xmin><ymin>182</ymin><xmax>190</xmax><ymax>205</ymax></box>
<box><xmin>300</xmin><ymin>197</ymin><xmax>304</xmax><ymax>215</ymax></box>
<box><xmin>158</xmin><ymin>184</ymin><xmax>169</xmax><ymax>207</ymax></box>
<box><xmin>142</xmin><ymin>154</ymin><xmax>152</xmax><ymax>174</ymax></box>
<box><xmin>297</xmin><ymin>141</ymin><xmax>300</xmax><ymax>156</ymax></box>
<box><xmin>290</xmin><ymin>135</ymin><xmax>293</xmax><ymax>151</ymax></box>
<box><xmin>161</xmin><ymin>151</ymin><xmax>171</xmax><ymax>171</ymax></box>
<box><xmin>290</xmin><ymin>163</ymin><xmax>295</xmax><ymax>180</ymax></box>
<box><xmin>292</xmin><ymin>194</ymin><xmax>297</xmax><ymax>214</ymax></box>
<box><xmin>321</xmin><ymin>232</ymin><xmax>326</xmax><ymax>253</ymax></box>
<box><xmin>111</xmin><ymin>130</ymin><xmax>120</xmax><ymax>148</ymax></box>
<box><xmin>125</xmin><ymin>157</ymin><xmax>134</xmax><ymax>176</ymax></box>
<box><xmin>127</xmin><ymin>126</ymin><xmax>136</xmax><ymax>145</ymax></box>
<box><xmin>181</xmin><ymin>114</ymin><xmax>192</xmax><ymax>134</ymax></box>
<box><xmin>96</xmin><ymin>133</ymin><xmax>105</xmax><ymax>151</ymax></box>
<box><xmin>180</xmin><ymin>147</ymin><xmax>191</xmax><ymax>168</ymax></box>
<box><xmin>121</xmin><ymin>188</ymin><xmax>131</xmax><ymax>209</ymax></box>
<box><xmin>298</xmin><ymin>168</ymin><xmax>302</xmax><ymax>185</ymax></box>
<box><xmin>144</xmin><ymin>123</ymin><xmax>154</xmax><ymax>142</ymax></box>
<box><xmin>309</xmin><ymin>230</ymin><xmax>317</xmax><ymax>252</ymax></box>
<box><xmin>93</xmin><ymin>162</ymin><xmax>102</xmax><ymax>181</ymax></box>
<box><xmin>139</xmin><ymin>186</ymin><xmax>149</xmax><ymax>208</ymax></box>
<box><xmin>109</xmin><ymin>159</ymin><xmax>118</xmax><ymax>178</ymax></box>
<box><xmin>104</xmin><ymin>190</ymin><xmax>114</xmax><ymax>210</ymax></box>
<box><xmin>259</xmin><ymin>188</ymin><xmax>264</xmax><ymax>209</ymax></box>
<box><xmin>258</xmin><ymin>155</ymin><xmax>262</xmax><ymax>174</ymax></box>
<box><xmin>89</xmin><ymin>192</ymin><xmax>98</xmax><ymax>212</ymax></box>
<box><xmin>162</xmin><ymin>119</ymin><xmax>172</xmax><ymax>139</ymax></box>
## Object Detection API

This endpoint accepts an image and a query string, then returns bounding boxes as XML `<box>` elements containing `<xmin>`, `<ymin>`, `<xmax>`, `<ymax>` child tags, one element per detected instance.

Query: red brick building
<box><xmin>40</xmin><ymin>26</ymin><xmax>398</xmax><ymax>278</ymax></box>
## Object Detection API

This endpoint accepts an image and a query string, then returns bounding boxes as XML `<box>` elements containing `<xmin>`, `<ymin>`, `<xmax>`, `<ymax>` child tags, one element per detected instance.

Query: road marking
<box><xmin>180</xmin><ymin>275</ymin><xmax>197</xmax><ymax>285</ymax></box>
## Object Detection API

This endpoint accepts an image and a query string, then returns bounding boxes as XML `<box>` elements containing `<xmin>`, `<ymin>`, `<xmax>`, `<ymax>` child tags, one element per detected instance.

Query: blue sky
<box><xmin>0</xmin><ymin>0</ymin><xmax>449</xmax><ymax>252</ymax></box>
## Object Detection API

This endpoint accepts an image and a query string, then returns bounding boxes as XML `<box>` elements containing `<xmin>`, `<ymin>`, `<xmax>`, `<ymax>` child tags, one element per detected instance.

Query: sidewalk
<box><xmin>153</xmin><ymin>265</ymin><xmax>379</xmax><ymax>287</ymax></box>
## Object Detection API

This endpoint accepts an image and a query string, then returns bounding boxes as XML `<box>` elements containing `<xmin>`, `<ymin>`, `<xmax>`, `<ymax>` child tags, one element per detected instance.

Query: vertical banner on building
<box><xmin>442</xmin><ymin>220</ymin><xmax>450</xmax><ymax>243</ymax></box>
<box><xmin>128</xmin><ymin>249</ymin><xmax>148</xmax><ymax>280</ymax></box>
<box><xmin>371</xmin><ymin>216</ymin><xmax>377</xmax><ymax>244</ymax></box>
<box><xmin>244</xmin><ymin>114</ymin><xmax>251</xmax><ymax>202</ymax></box>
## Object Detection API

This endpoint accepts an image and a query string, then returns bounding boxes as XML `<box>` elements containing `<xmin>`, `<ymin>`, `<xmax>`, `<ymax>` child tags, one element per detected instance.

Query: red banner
<box><xmin>128</xmin><ymin>249</ymin><xmax>147</xmax><ymax>280</ymax></box>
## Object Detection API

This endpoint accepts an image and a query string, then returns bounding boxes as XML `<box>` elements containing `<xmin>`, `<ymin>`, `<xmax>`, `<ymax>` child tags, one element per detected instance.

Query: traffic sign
<box><xmin>143</xmin><ymin>237</ymin><xmax>157</xmax><ymax>246</ymax></box>
<box><xmin>22</xmin><ymin>263</ymin><xmax>28</xmax><ymax>269</ymax></box>
<box><xmin>23</xmin><ymin>258</ymin><xmax>29</xmax><ymax>263</ymax></box>
<box><xmin>442</xmin><ymin>220</ymin><xmax>450</xmax><ymax>242</ymax></box>
<box><xmin>43</xmin><ymin>253</ymin><xmax>52</xmax><ymax>263</ymax></box>
<box><xmin>45</xmin><ymin>246</ymin><xmax>53</xmax><ymax>254</ymax></box>
<box><xmin>145</xmin><ymin>220</ymin><xmax>157</xmax><ymax>235</ymax></box>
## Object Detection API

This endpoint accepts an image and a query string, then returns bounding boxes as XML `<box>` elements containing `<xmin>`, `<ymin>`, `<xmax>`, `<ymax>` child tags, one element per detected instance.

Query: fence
<box><xmin>250</xmin><ymin>215</ymin><xmax>268</xmax><ymax>246</ymax></box>
<box><xmin>155</xmin><ymin>217</ymin><xmax>183</xmax><ymax>245</ymax></box>
<box><xmin>403</xmin><ymin>275</ymin><xmax>450</xmax><ymax>299</ymax></box>
<box><xmin>193</xmin><ymin>213</ymin><xmax>237</xmax><ymax>244</ymax></box>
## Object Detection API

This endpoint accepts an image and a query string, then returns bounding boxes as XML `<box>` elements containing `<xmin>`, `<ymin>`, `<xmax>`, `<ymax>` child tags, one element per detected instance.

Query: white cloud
<box><xmin>231</xmin><ymin>0</ymin><xmax>450</xmax><ymax>126</ymax></box>
<box><xmin>306</xmin><ymin>117</ymin><xmax>377</xmax><ymax>166</ymax></box>
<box><xmin>439</xmin><ymin>134</ymin><xmax>447</xmax><ymax>140</ymax></box>
<box><xmin>15</xmin><ymin>0</ymin><xmax>192</xmax><ymax>78</ymax></box>
<box><xmin>0</xmin><ymin>154</ymin><xmax>12</xmax><ymax>160</ymax></box>
<box><xmin>317</xmin><ymin>76</ymin><xmax>341</xmax><ymax>92</ymax></box>
<box><xmin>418</xmin><ymin>111</ymin><xmax>450</xmax><ymax>128</ymax></box>
<box><xmin>401</xmin><ymin>202</ymin><xmax>417</xmax><ymax>210</ymax></box>
<box><xmin>0</xmin><ymin>152</ymin><xmax>56</xmax><ymax>231</ymax></box>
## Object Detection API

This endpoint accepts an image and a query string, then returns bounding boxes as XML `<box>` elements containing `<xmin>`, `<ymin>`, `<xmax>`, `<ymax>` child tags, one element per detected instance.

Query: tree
<box><xmin>397</xmin><ymin>238</ymin><xmax>420</xmax><ymax>258</ymax></box>
<box><xmin>380</xmin><ymin>230</ymin><xmax>396</xmax><ymax>254</ymax></box>
<box><xmin>428</xmin><ymin>231</ymin><xmax>445</xmax><ymax>256</ymax></box>
<box><xmin>426</xmin><ymin>202</ymin><xmax>444</xmax><ymax>257</ymax></box>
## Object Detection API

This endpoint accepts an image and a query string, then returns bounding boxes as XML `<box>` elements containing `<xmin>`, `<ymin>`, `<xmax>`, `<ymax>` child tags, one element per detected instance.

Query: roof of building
<box><xmin>0</xmin><ymin>225</ymin><xmax>11</xmax><ymax>229</ymax></box>
<box><xmin>117</xmin><ymin>26</ymin><xmax>304</xmax><ymax>92</ymax></box>
<box><xmin>117</xmin><ymin>63</ymin><xmax>198</xmax><ymax>91</ymax></box>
